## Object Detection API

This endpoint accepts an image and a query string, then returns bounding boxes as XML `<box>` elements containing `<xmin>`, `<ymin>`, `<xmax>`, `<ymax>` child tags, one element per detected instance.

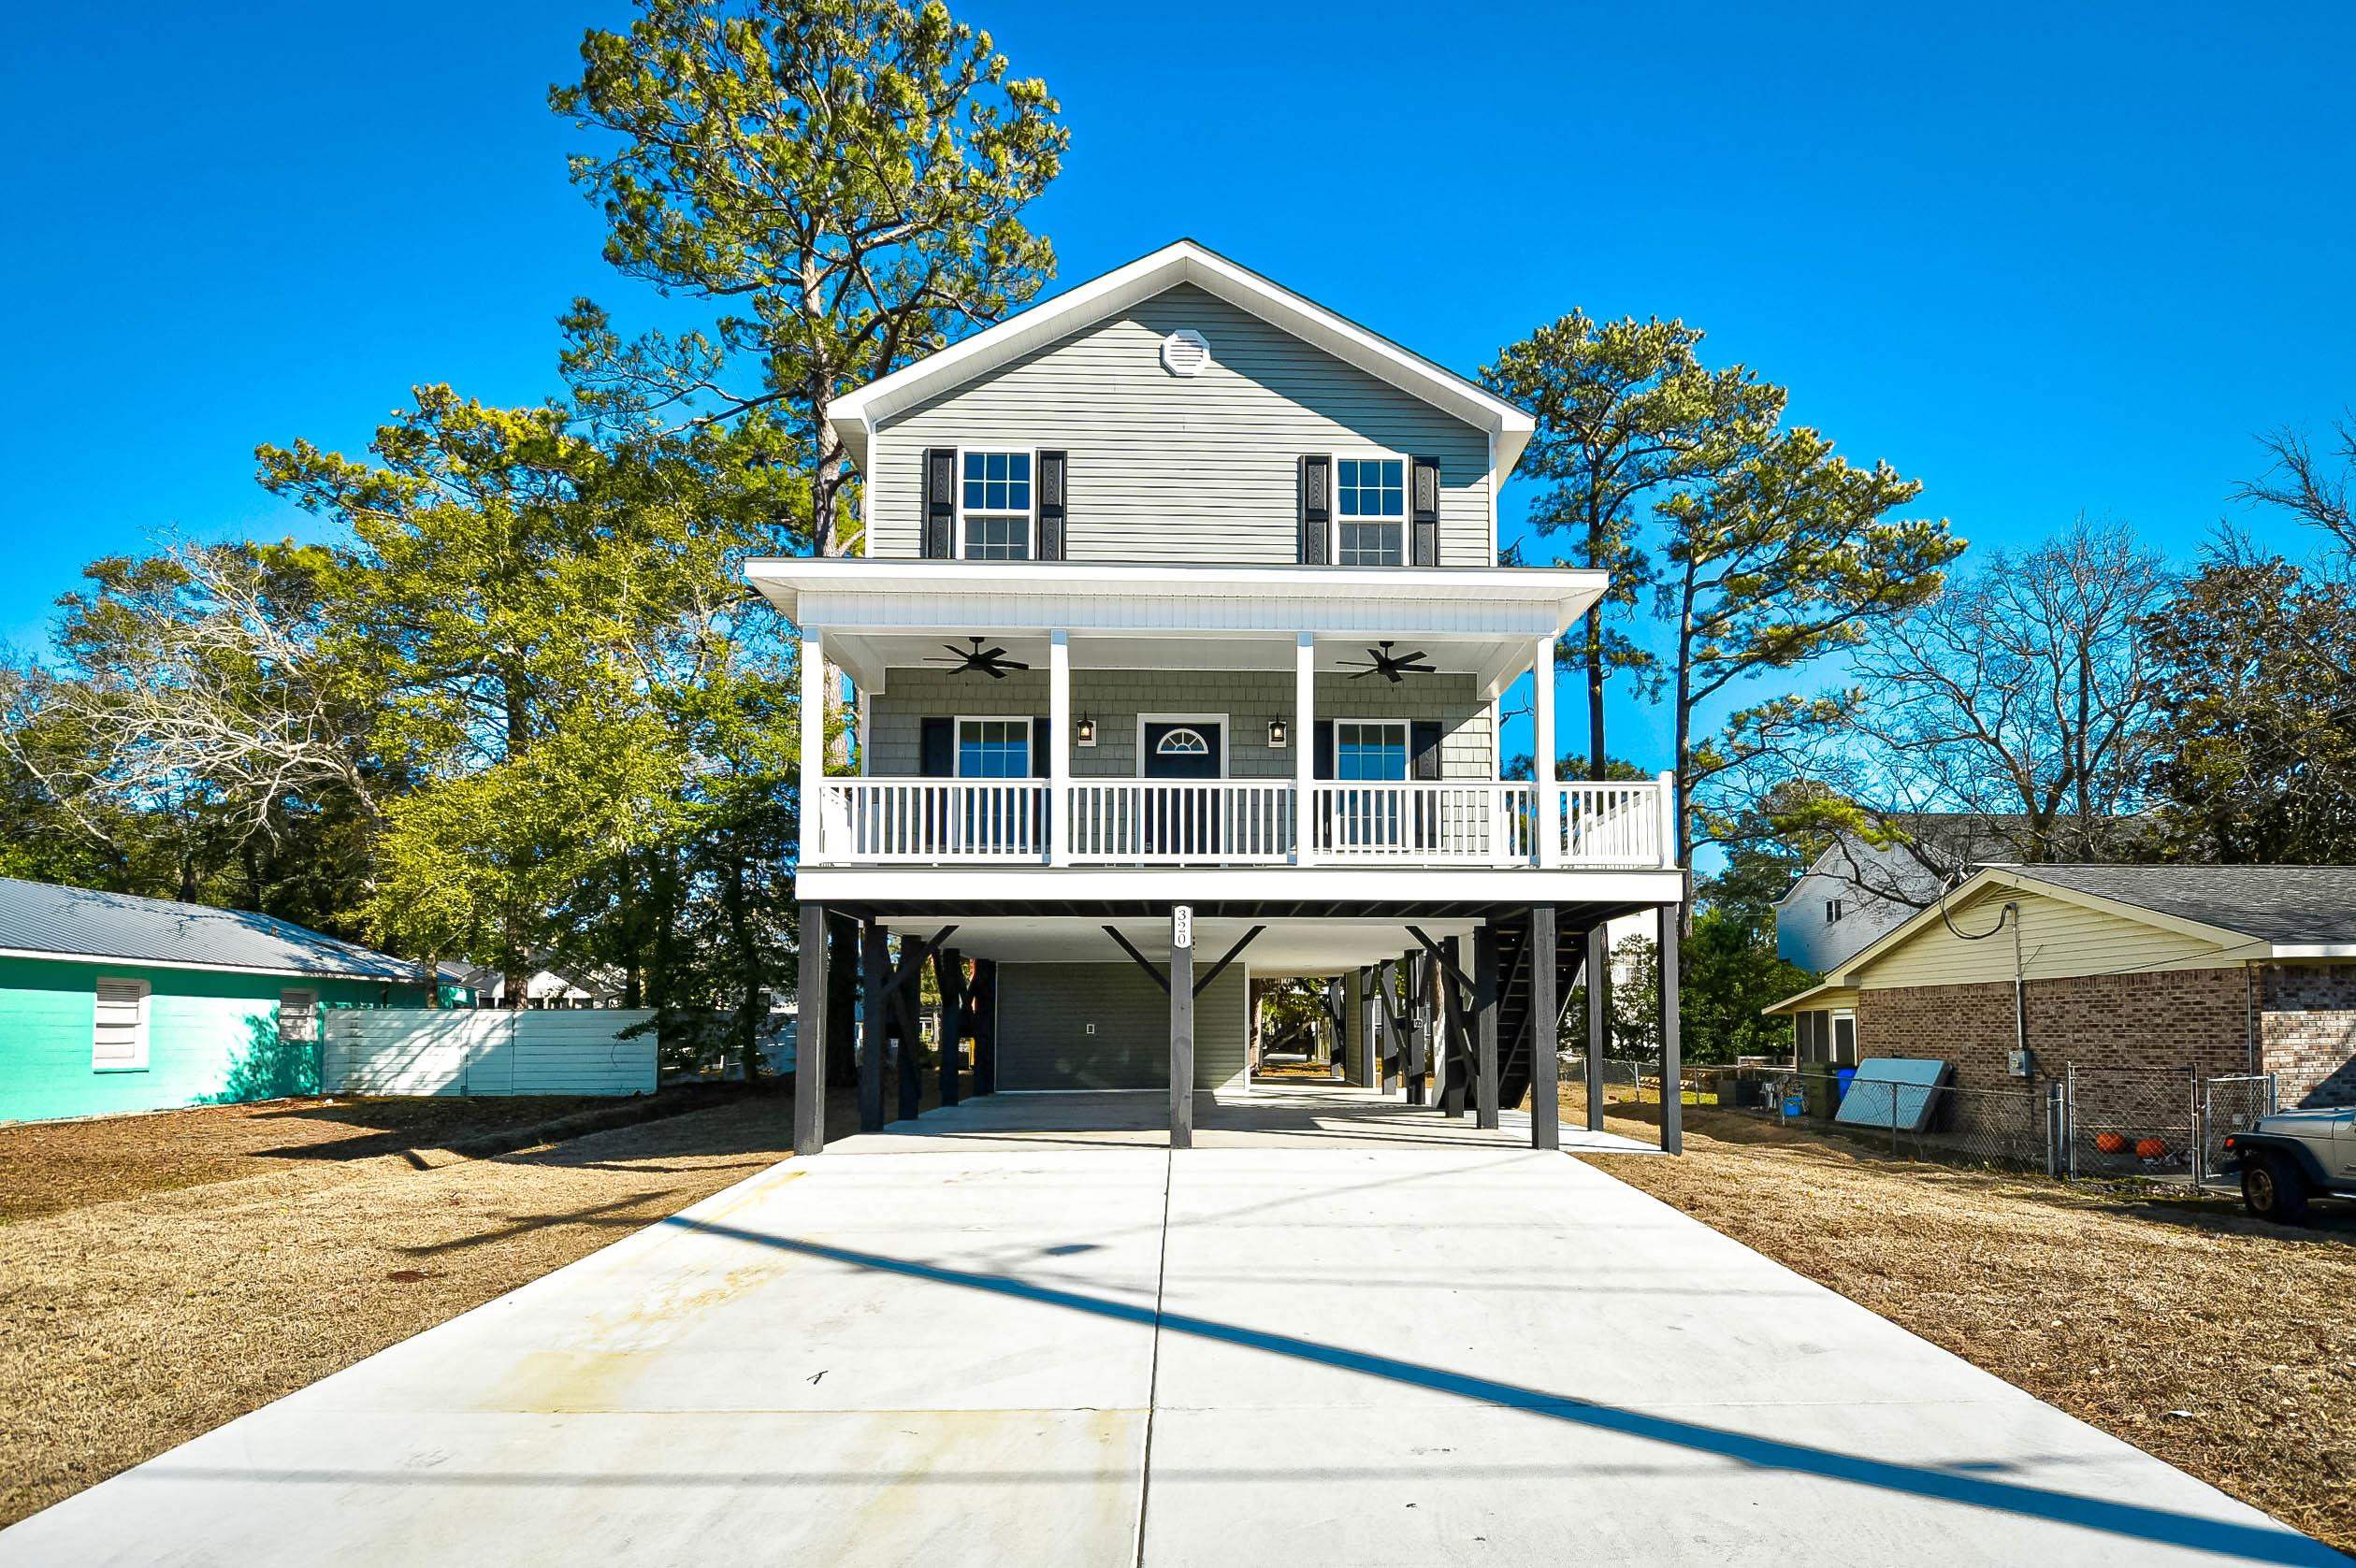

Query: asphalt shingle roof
<box><xmin>2013</xmin><ymin>864</ymin><xmax>2356</xmax><ymax>945</ymax></box>
<box><xmin>0</xmin><ymin>877</ymin><xmax>424</xmax><ymax>981</ymax></box>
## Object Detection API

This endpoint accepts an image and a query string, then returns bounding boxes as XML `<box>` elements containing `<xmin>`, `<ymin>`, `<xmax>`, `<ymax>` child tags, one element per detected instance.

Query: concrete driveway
<box><xmin>4</xmin><ymin>1088</ymin><xmax>2343</xmax><ymax>1567</ymax></box>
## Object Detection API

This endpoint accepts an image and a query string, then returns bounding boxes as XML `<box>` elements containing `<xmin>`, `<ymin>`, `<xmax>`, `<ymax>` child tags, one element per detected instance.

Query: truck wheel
<box><xmin>2243</xmin><ymin>1155</ymin><xmax>2310</xmax><ymax>1224</ymax></box>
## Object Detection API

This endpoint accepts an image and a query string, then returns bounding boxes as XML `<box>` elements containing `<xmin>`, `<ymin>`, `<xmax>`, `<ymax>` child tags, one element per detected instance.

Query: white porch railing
<box><xmin>1309</xmin><ymin>782</ymin><xmax>1535</xmax><ymax>863</ymax></box>
<box><xmin>1557</xmin><ymin>779</ymin><xmax>1670</xmax><ymax>867</ymax></box>
<box><xmin>1068</xmin><ymin>780</ymin><xmax>1294</xmax><ymax>864</ymax></box>
<box><xmin>811</xmin><ymin>777</ymin><xmax>1675</xmax><ymax>870</ymax></box>
<box><xmin>824</xmin><ymin>779</ymin><xmax>1048</xmax><ymax>862</ymax></box>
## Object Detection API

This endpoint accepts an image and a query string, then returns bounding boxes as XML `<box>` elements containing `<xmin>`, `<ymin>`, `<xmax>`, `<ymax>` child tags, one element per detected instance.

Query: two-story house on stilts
<box><xmin>752</xmin><ymin>241</ymin><xmax>1686</xmax><ymax>1155</ymax></box>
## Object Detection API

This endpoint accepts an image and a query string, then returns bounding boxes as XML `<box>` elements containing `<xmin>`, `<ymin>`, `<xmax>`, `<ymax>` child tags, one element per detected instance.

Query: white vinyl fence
<box><xmin>323</xmin><ymin>1009</ymin><xmax>658</xmax><ymax>1098</ymax></box>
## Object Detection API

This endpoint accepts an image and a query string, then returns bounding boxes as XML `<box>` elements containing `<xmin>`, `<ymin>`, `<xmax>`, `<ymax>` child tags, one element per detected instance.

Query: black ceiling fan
<box><xmin>1342</xmin><ymin>640</ymin><xmax>1437</xmax><ymax>683</ymax></box>
<box><xmin>925</xmin><ymin>637</ymin><xmax>1031</xmax><ymax>680</ymax></box>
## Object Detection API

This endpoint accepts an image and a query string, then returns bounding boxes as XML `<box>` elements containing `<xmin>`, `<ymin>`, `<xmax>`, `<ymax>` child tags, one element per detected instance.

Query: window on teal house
<box><xmin>93</xmin><ymin>976</ymin><xmax>150</xmax><ymax>1072</ymax></box>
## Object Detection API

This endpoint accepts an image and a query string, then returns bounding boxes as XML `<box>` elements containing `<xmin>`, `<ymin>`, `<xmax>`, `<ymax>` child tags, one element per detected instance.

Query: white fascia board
<box><xmin>797</xmin><ymin>865</ymin><xmax>1685</xmax><ymax>906</ymax></box>
<box><xmin>2263</xmin><ymin>943</ymin><xmax>2356</xmax><ymax>960</ymax></box>
<box><xmin>0</xmin><ymin>944</ymin><xmax>426</xmax><ymax>985</ymax></box>
<box><xmin>748</xmin><ymin>559</ymin><xmax>1606</xmax><ymax>636</ymax></box>
<box><xmin>828</xmin><ymin>240</ymin><xmax>1536</xmax><ymax>474</ymax></box>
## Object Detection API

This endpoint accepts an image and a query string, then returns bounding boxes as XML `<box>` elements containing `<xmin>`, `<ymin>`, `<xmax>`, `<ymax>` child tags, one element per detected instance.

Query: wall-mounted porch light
<box><xmin>1076</xmin><ymin>715</ymin><xmax>1097</xmax><ymax>747</ymax></box>
<box><xmin>1267</xmin><ymin>718</ymin><xmax>1289</xmax><ymax>750</ymax></box>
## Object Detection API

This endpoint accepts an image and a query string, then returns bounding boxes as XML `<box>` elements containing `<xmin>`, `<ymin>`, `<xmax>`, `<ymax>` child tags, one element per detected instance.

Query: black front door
<box><xmin>1142</xmin><ymin>721</ymin><xmax>1221</xmax><ymax>855</ymax></box>
<box><xmin>1142</xmin><ymin>722</ymin><xmax>1221</xmax><ymax>779</ymax></box>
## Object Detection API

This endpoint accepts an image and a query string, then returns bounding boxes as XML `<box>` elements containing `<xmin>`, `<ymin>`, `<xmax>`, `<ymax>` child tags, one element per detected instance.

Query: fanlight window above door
<box><xmin>1155</xmin><ymin>727</ymin><xmax>1211</xmax><ymax>755</ymax></box>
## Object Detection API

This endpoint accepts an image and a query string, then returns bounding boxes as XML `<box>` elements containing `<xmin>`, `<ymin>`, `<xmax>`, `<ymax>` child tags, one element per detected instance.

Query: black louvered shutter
<box><xmin>1032</xmin><ymin>718</ymin><xmax>1051</xmax><ymax>776</ymax></box>
<box><xmin>920</xmin><ymin>717</ymin><xmax>955</xmax><ymax>777</ymax></box>
<box><xmin>1410</xmin><ymin>457</ymin><xmax>1440</xmax><ymax>566</ymax></box>
<box><xmin>923</xmin><ymin>448</ymin><xmax>956</xmax><ymax>558</ymax></box>
<box><xmin>1314</xmin><ymin>721</ymin><xmax>1336</xmax><ymax>781</ymax></box>
<box><xmin>1298</xmin><ymin>455</ymin><xmax>1332</xmax><ymax>565</ymax></box>
<box><xmin>1410</xmin><ymin>720</ymin><xmax>1443</xmax><ymax>781</ymax></box>
<box><xmin>1036</xmin><ymin>451</ymin><xmax>1066</xmax><ymax>561</ymax></box>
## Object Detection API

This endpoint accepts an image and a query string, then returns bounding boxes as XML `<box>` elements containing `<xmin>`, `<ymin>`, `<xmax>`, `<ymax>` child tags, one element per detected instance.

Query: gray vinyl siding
<box><xmin>994</xmin><ymin>960</ymin><xmax>1249</xmax><ymax>1090</ymax></box>
<box><xmin>870</xmin><ymin>669</ymin><xmax>1492</xmax><ymax>779</ymax></box>
<box><xmin>868</xmin><ymin>283</ymin><xmax>1493</xmax><ymax>566</ymax></box>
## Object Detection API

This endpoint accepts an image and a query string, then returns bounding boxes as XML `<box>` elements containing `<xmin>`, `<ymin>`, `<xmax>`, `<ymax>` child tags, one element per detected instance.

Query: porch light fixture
<box><xmin>1076</xmin><ymin>715</ymin><xmax>1097</xmax><ymax>747</ymax></box>
<box><xmin>1267</xmin><ymin>718</ymin><xmax>1289</xmax><ymax>749</ymax></box>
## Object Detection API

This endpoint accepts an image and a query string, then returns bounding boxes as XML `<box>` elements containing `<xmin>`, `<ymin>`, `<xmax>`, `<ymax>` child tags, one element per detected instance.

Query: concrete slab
<box><xmin>3</xmin><ymin>1086</ymin><xmax>2341</xmax><ymax>1568</ymax></box>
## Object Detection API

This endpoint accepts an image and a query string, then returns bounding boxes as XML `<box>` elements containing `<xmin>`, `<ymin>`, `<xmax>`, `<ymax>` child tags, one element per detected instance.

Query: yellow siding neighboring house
<box><xmin>1853</xmin><ymin>884</ymin><xmax>2258</xmax><ymax>991</ymax></box>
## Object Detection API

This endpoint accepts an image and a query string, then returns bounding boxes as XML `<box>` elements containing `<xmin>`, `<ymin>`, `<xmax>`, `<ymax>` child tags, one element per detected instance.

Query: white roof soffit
<box><xmin>828</xmin><ymin>239</ymin><xmax>1538</xmax><ymax>474</ymax></box>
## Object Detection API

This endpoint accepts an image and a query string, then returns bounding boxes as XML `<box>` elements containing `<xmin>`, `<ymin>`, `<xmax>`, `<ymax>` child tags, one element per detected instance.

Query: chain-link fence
<box><xmin>1555</xmin><ymin>1057</ymin><xmax>2276</xmax><ymax>1187</ymax></box>
<box><xmin>1686</xmin><ymin>1064</ymin><xmax>2050</xmax><ymax>1172</ymax></box>
<box><xmin>2064</xmin><ymin>1064</ymin><xmax>2199</xmax><ymax>1181</ymax></box>
<box><xmin>1560</xmin><ymin>1054</ymin><xmax>1647</xmax><ymax>1106</ymax></box>
<box><xmin>2199</xmin><ymin>1073</ymin><xmax>2279</xmax><ymax>1184</ymax></box>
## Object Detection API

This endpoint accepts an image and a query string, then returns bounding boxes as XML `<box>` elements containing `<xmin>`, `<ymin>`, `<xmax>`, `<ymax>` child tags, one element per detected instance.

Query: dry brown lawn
<box><xmin>1583</xmin><ymin>1097</ymin><xmax>2356</xmax><ymax>1555</ymax></box>
<box><xmin>0</xmin><ymin>1094</ymin><xmax>683</xmax><ymax>1223</ymax></box>
<box><xmin>0</xmin><ymin>1086</ymin><xmax>867</xmax><ymax>1528</ymax></box>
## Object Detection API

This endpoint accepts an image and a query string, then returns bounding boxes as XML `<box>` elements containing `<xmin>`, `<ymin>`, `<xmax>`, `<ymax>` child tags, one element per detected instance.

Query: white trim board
<box><xmin>802</xmin><ymin>864</ymin><xmax>1686</xmax><ymax>906</ymax></box>
<box><xmin>0</xmin><ymin>944</ymin><xmax>425</xmax><ymax>985</ymax></box>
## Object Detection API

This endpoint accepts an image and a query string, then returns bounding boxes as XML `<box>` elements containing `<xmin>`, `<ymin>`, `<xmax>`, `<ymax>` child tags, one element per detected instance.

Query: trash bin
<box><xmin>1800</xmin><ymin>1063</ymin><xmax>1839</xmax><ymax>1119</ymax></box>
<box><xmin>1835</xmin><ymin>1066</ymin><xmax>1857</xmax><ymax>1103</ymax></box>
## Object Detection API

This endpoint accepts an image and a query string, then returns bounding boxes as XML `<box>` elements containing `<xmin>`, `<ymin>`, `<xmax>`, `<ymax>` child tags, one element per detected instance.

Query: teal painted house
<box><xmin>0</xmin><ymin>878</ymin><xmax>431</xmax><ymax>1124</ymax></box>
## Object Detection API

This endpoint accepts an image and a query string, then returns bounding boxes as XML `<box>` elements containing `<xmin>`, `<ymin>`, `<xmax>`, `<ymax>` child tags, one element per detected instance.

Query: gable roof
<box><xmin>1774</xmin><ymin>862</ymin><xmax>2356</xmax><ymax>1013</ymax></box>
<box><xmin>0</xmin><ymin>877</ymin><xmax>424</xmax><ymax>983</ymax></box>
<box><xmin>827</xmin><ymin>239</ymin><xmax>1536</xmax><ymax>474</ymax></box>
<box><xmin>2011</xmin><ymin>864</ymin><xmax>2356</xmax><ymax>949</ymax></box>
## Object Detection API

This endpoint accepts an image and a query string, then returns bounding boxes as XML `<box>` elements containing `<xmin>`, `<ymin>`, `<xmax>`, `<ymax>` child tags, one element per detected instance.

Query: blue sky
<box><xmin>3</xmin><ymin>0</ymin><xmax>2350</xmax><ymax>774</ymax></box>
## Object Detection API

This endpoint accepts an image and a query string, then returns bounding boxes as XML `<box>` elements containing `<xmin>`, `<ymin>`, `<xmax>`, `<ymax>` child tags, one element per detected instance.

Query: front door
<box><xmin>1143</xmin><ymin>720</ymin><xmax>1221</xmax><ymax>856</ymax></box>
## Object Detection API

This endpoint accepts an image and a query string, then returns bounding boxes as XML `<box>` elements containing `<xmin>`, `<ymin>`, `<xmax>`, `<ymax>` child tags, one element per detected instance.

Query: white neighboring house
<box><xmin>757</xmin><ymin>239</ymin><xmax>1692</xmax><ymax>1153</ymax></box>
<box><xmin>1775</xmin><ymin>835</ymin><xmax>1959</xmax><ymax>976</ymax></box>
<box><xmin>453</xmin><ymin>956</ymin><xmax>625</xmax><ymax>1010</ymax></box>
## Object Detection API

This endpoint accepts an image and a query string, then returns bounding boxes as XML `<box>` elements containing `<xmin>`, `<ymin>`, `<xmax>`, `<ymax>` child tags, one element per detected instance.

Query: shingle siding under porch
<box><xmin>869</xmin><ymin>668</ymin><xmax>1493</xmax><ymax>780</ymax></box>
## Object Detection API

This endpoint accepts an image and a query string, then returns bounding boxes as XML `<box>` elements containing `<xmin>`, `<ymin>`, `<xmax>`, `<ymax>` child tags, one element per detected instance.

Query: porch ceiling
<box><xmin>873</xmin><ymin>913</ymin><xmax>1481</xmax><ymax>975</ymax></box>
<box><xmin>846</xmin><ymin>630</ymin><xmax>1520</xmax><ymax>687</ymax></box>
<box><xmin>746</xmin><ymin>559</ymin><xmax>1604</xmax><ymax>699</ymax></box>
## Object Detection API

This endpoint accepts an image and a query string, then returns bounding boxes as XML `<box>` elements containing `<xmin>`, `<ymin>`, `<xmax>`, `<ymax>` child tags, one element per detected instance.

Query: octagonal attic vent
<box><xmin>1160</xmin><ymin>328</ymin><xmax>1211</xmax><ymax>377</ymax></box>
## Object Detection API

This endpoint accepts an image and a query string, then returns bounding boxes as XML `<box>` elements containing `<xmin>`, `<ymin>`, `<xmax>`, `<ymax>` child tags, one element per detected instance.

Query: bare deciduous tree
<box><xmin>1756</xmin><ymin>517</ymin><xmax>2172</xmax><ymax>898</ymax></box>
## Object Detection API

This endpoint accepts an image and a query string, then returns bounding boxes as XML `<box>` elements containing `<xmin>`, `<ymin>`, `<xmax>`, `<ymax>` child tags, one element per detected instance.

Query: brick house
<box><xmin>1765</xmin><ymin>864</ymin><xmax>2356</xmax><ymax>1110</ymax></box>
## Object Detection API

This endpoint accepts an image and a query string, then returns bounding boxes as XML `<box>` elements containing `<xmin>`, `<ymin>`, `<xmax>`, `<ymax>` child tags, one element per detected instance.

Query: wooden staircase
<box><xmin>1492</xmin><ymin>913</ymin><xmax>1583</xmax><ymax>1111</ymax></box>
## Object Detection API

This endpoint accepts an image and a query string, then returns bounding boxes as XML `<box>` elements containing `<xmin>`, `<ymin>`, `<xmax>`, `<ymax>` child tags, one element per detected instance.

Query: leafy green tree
<box><xmin>1679</xmin><ymin>856</ymin><xmax>1814</xmax><ymax>1064</ymax></box>
<box><xmin>2141</xmin><ymin>552</ymin><xmax>2356</xmax><ymax>862</ymax></box>
<box><xmin>256</xmin><ymin>386</ymin><xmax>802</xmax><ymax>1071</ymax></box>
<box><xmin>1482</xmin><ymin>315</ymin><xmax>1782</xmax><ymax>778</ymax></box>
<box><xmin>1659</xmin><ymin>426</ymin><xmax>1962</xmax><ymax>871</ymax></box>
<box><xmin>552</xmin><ymin>0</ymin><xmax>1069</xmax><ymax>555</ymax></box>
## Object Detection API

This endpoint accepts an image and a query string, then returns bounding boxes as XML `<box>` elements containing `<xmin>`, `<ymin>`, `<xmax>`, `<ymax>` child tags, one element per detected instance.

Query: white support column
<box><xmin>1533</xmin><ymin>634</ymin><xmax>1559</xmax><ymax>868</ymax></box>
<box><xmin>1049</xmin><ymin>630</ymin><xmax>1072</xmax><ymax>865</ymax></box>
<box><xmin>1294</xmin><ymin>632</ymin><xmax>1317</xmax><ymax>866</ymax></box>
<box><xmin>1656</xmin><ymin>770</ymin><xmax>1680</xmax><ymax>869</ymax></box>
<box><xmin>800</xmin><ymin>630</ymin><xmax>827</xmax><ymax>864</ymax></box>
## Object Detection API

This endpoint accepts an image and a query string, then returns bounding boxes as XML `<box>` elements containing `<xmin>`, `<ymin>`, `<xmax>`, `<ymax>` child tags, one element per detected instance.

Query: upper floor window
<box><xmin>1335</xmin><ymin>456</ymin><xmax>1405</xmax><ymax>566</ymax></box>
<box><xmin>960</xmin><ymin>450</ymin><xmax>1033</xmax><ymax>560</ymax></box>
<box><xmin>1825</xmin><ymin>898</ymin><xmax>1845</xmax><ymax>925</ymax></box>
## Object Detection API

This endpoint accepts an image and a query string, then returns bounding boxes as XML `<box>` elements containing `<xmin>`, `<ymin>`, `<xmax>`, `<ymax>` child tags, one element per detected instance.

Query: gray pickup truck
<box><xmin>2219</xmin><ymin>1107</ymin><xmax>2356</xmax><ymax>1222</ymax></box>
